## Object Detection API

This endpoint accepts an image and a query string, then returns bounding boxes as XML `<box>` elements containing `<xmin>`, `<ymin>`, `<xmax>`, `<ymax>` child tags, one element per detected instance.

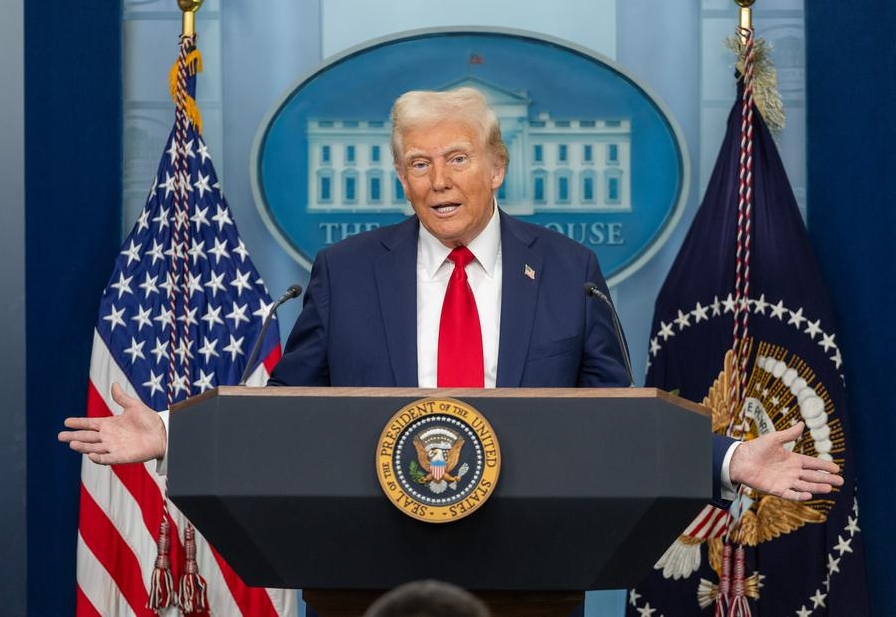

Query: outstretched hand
<box><xmin>58</xmin><ymin>383</ymin><xmax>166</xmax><ymax>465</ymax></box>
<box><xmin>729</xmin><ymin>421</ymin><xmax>843</xmax><ymax>501</ymax></box>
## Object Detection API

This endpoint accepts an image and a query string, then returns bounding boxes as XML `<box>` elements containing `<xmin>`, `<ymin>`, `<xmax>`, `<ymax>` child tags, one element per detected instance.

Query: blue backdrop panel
<box><xmin>25</xmin><ymin>3</ymin><xmax>122</xmax><ymax>614</ymax></box>
<box><xmin>806</xmin><ymin>2</ymin><xmax>896</xmax><ymax>616</ymax></box>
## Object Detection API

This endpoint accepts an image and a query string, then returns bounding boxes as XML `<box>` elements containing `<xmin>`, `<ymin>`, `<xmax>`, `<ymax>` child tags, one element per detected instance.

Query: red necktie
<box><xmin>437</xmin><ymin>246</ymin><xmax>484</xmax><ymax>387</ymax></box>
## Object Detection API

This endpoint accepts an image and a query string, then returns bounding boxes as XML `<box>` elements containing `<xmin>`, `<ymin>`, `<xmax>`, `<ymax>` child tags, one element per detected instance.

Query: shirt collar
<box><xmin>418</xmin><ymin>202</ymin><xmax>501</xmax><ymax>279</ymax></box>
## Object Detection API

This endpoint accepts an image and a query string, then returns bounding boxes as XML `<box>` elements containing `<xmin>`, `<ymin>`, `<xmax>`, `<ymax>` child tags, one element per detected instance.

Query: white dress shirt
<box><xmin>416</xmin><ymin>205</ymin><xmax>502</xmax><ymax>388</ymax></box>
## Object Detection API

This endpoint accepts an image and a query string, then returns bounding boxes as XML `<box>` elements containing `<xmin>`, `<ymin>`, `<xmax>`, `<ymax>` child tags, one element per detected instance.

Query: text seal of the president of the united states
<box><xmin>376</xmin><ymin>398</ymin><xmax>501</xmax><ymax>523</ymax></box>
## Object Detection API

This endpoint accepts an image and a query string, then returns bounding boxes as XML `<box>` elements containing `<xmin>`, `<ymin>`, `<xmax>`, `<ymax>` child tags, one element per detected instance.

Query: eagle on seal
<box><xmin>413</xmin><ymin>435</ymin><xmax>465</xmax><ymax>483</ymax></box>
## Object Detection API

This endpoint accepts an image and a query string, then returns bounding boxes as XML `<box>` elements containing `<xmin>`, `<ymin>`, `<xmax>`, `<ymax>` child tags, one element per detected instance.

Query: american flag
<box><xmin>75</xmin><ymin>35</ymin><xmax>296</xmax><ymax>616</ymax></box>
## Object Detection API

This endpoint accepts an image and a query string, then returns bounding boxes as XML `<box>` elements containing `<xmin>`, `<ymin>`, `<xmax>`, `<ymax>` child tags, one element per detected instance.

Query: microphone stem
<box><xmin>585</xmin><ymin>284</ymin><xmax>635</xmax><ymax>387</ymax></box>
<box><xmin>239</xmin><ymin>305</ymin><xmax>279</xmax><ymax>386</ymax></box>
<box><xmin>238</xmin><ymin>286</ymin><xmax>302</xmax><ymax>386</ymax></box>
<box><xmin>607</xmin><ymin>299</ymin><xmax>635</xmax><ymax>387</ymax></box>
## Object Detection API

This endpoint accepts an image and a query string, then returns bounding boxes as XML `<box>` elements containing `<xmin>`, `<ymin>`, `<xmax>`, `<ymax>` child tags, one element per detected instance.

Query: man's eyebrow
<box><xmin>404</xmin><ymin>142</ymin><xmax>474</xmax><ymax>161</ymax></box>
<box><xmin>403</xmin><ymin>148</ymin><xmax>429</xmax><ymax>161</ymax></box>
<box><xmin>438</xmin><ymin>141</ymin><xmax>473</xmax><ymax>156</ymax></box>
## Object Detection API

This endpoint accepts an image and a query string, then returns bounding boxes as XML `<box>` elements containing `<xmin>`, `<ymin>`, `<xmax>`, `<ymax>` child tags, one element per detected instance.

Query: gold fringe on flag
<box><xmin>726</xmin><ymin>36</ymin><xmax>785</xmax><ymax>134</ymax></box>
<box><xmin>168</xmin><ymin>48</ymin><xmax>204</xmax><ymax>134</ymax></box>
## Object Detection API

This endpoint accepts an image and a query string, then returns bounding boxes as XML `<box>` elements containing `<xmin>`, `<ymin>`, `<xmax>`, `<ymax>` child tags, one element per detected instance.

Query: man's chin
<box><xmin>421</xmin><ymin>220</ymin><xmax>467</xmax><ymax>247</ymax></box>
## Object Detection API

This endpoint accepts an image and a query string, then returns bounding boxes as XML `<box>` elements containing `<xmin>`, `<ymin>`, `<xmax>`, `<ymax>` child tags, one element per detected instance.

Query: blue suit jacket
<box><xmin>269</xmin><ymin>211</ymin><xmax>733</xmax><ymax>500</ymax></box>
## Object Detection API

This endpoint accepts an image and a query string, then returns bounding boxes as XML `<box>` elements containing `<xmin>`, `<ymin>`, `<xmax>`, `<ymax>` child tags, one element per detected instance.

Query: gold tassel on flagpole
<box><xmin>726</xmin><ymin>37</ymin><xmax>784</xmax><ymax>134</ymax></box>
<box><xmin>168</xmin><ymin>49</ymin><xmax>204</xmax><ymax>134</ymax></box>
<box><xmin>169</xmin><ymin>0</ymin><xmax>205</xmax><ymax>133</ymax></box>
<box><xmin>727</xmin><ymin>0</ymin><xmax>785</xmax><ymax>133</ymax></box>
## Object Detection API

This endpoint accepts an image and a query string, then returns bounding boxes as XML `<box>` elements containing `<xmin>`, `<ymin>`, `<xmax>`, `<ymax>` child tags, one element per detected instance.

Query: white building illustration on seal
<box><xmin>306</xmin><ymin>77</ymin><xmax>631</xmax><ymax>215</ymax></box>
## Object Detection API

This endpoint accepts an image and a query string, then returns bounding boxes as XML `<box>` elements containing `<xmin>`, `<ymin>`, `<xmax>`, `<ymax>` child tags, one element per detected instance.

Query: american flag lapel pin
<box><xmin>524</xmin><ymin>264</ymin><xmax>535</xmax><ymax>280</ymax></box>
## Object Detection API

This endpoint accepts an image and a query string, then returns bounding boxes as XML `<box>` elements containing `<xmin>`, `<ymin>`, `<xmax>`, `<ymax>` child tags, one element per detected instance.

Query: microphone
<box><xmin>238</xmin><ymin>284</ymin><xmax>303</xmax><ymax>386</ymax></box>
<box><xmin>583</xmin><ymin>282</ymin><xmax>634</xmax><ymax>387</ymax></box>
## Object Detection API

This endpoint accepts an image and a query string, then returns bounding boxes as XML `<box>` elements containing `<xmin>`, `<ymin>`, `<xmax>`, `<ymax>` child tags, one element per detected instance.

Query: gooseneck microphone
<box><xmin>238</xmin><ymin>284</ymin><xmax>303</xmax><ymax>386</ymax></box>
<box><xmin>583</xmin><ymin>282</ymin><xmax>635</xmax><ymax>387</ymax></box>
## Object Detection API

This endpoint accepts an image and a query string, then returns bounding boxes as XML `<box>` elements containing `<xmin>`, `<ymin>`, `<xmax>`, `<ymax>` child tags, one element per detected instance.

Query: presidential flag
<box><xmin>626</xmin><ymin>36</ymin><xmax>869</xmax><ymax>616</ymax></box>
<box><xmin>75</xmin><ymin>34</ymin><xmax>296</xmax><ymax>616</ymax></box>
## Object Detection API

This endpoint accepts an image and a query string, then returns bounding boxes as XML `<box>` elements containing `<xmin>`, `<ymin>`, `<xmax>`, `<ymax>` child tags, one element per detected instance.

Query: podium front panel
<box><xmin>168</xmin><ymin>387</ymin><xmax>710</xmax><ymax>591</ymax></box>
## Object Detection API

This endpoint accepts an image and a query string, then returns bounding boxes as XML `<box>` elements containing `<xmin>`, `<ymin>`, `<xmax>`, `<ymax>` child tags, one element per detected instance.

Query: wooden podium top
<box><xmin>176</xmin><ymin>385</ymin><xmax>707</xmax><ymax>415</ymax></box>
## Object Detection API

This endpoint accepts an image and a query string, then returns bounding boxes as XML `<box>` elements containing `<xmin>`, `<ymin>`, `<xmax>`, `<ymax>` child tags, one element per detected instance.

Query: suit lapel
<box><xmin>374</xmin><ymin>217</ymin><xmax>419</xmax><ymax>386</ymax></box>
<box><xmin>496</xmin><ymin>212</ymin><xmax>542</xmax><ymax>387</ymax></box>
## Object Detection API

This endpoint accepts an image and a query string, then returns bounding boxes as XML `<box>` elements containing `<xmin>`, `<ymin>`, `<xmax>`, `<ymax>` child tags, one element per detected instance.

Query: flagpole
<box><xmin>735</xmin><ymin>0</ymin><xmax>754</xmax><ymax>43</ymax></box>
<box><xmin>177</xmin><ymin>0</ymin><xmax>204</xmax><ymax>37</ymax></box>
<box><xmin>148</xmin><ymin>2</ymin><xmax>211</xmax><ymax>613</ymax></box>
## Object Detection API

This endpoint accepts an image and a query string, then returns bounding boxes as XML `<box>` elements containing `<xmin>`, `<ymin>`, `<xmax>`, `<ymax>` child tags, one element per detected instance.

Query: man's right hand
<box><xmin>58</xmin><ymin>383</ymin><xmax>166</xmax><ymax>465</ymax></box>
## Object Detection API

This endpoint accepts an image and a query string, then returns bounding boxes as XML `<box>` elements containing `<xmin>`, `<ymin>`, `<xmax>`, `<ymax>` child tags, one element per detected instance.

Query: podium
<box><xmin>168</xmin><ymin>387</ymin><xmax>710</xmax><ymax>616</ymax></box>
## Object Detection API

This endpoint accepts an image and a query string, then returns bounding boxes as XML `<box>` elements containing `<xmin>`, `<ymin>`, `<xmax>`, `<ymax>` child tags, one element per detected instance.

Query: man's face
<box><xmin>397</xmin><ymin>119</ymin><xmax>506</xmax><ymax>248</ymax></box>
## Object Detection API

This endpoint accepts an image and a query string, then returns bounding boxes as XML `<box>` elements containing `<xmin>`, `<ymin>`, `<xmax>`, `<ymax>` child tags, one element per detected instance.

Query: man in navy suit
<box><xmin>268</xmin><ymin>207</ymin><xmax>629</xmax><ymax>389</ymax></box>
<box><xmin>268</xmin><ymin>87</ymin><xmax>630</xmax><ymax>391</ymax></box>
<box><xmin>60</xmin><ymin>87</ymin><xmax>842</xmax><ymax>504</ymax></box>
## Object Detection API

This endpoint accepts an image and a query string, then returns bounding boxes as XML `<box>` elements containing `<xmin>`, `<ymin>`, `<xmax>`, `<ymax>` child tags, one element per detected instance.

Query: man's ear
<box><xmin>491</xmin><ymin>162</ymin><xmax>506</xmax><ymax>191</ymax></box>
<box><xmin>395</xmin><ymin>164</ymin><xmax>411</xmax><ymax>196</ymax></box>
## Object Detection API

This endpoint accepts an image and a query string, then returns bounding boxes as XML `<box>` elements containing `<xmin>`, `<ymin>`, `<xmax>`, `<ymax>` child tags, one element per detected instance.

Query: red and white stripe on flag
<box><xmin>77</xmin><ymin>335</ymin><xmax>297</xmax><ymax>617</ymax></box>
<box><xmin>681</xmin><ymin>504</ymin><xmax>729</xmax><ymax>541</ymax></box>
<box><xmin>77</xmin><ymin>332</ymin><xmax>293</xmax><ymax>616</ymax></box>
